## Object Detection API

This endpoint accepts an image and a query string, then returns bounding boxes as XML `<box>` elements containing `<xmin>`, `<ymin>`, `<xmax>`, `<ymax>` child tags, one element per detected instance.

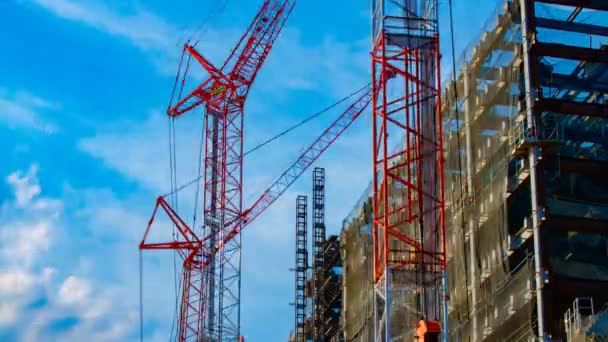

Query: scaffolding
<box><xmin>312</xmin><ymin>167</ymin><xmax>327</xmax><ymax>341</ymax></box>
<box><xmin>341</xmin><ymin>193</ymin><xmax>374</xmax><ymax>342</ymax></box>
<box><xmin>371</xmin><ymin>0</ymin><xmax>447</xmax><ymax>340</ymax></box>
<box><xmin>442</xmin><ymin>0</ymin><xmax>608</xmax><ymax>340</ymax></box>
<box><xmin>294</xmin><ymin>195</ymin><xmax>308</xmax><ymax>342</ymax></box>
<box><xmin>320</xmin><ymin>235</ymin><xmax>343</xmax><ymax>341</ymax></box>
<box><xmin>564</xmin><ymin>298</ymin><xmax>608</xmax><ymax>341</ymax></box>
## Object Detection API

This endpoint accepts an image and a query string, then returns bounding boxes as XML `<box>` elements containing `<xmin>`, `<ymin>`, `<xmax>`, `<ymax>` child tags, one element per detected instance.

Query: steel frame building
<box><xmin>442</xmin><ymin>0</ymin><xmax>608</xmax><ymax>340</ymax></box>
<box><xmin>340</xmin><ymin>0</ymin><xmax>608</xmax><ymax>341</ymax></box>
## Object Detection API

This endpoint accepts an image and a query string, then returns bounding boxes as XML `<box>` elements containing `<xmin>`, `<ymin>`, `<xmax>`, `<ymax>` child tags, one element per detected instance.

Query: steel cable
<box><xmin>243</xmin><ymin>83</ymin><xmax>371</xmax><ymax>157</ymax></box>
<box><xmin>447</xmin><ymin>0</ymin><xmax>472</xmax><ymax>318</ymax></box>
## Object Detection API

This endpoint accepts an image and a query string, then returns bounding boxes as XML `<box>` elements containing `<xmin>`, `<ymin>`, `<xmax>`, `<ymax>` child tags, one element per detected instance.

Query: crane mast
<box><xmin>371</xmin><ymin>0</ymin><xmax>447</xmax><ymax>340</ymax></box>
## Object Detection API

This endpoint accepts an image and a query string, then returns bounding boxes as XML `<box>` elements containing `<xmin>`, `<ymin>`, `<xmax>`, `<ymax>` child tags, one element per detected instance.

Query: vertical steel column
<box><xmin>518</xmin><ymin>0</ymin><xmax>546</xmax><ymax>339</ymax></box>
<box><xmin>205</xmin><ymin>111</ymin><xmax>220</xmax><ymax>339</ymax></box>
<box><xmin>295</xmin><ymin>195</ymin><xmax>308</xmax><ymax>342</ymax></box>
<box><xmin>462</xmin><ymin>65</ymin><xmax>479</xmax><ymax>341</ymax></box>
<box><xmin>312</xmin><ymin>167</ymin><xmax>326</xmax><ymax>341</ymax></box>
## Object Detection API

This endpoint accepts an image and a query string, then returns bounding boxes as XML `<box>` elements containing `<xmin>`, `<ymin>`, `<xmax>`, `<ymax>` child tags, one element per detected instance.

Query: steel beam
<box><xmin>536</xmin><ymin>98</ymin><xmax>608</xmax><ymax>118</ymax></box>
<box><xmin>520</xmin><ymin>0</ymin><xmax>547</xmax><ymax>339</ymax></box>
<box><xmin>535</xmin><ymin>17</ymin><xmax>608</xmax><ymax>37</ymax></box>
<box><xmin>534</xmin><ymin>0</ymin><xmax>608</xmax><ymax>11</ymax></box>
<box><xmin>533</xmin><ymin>43</ymin><xmax>608</xmax><ymax>64</ymax></box>
<box><xmin>541</xmin><ymin>72</ymin><xmax>608</xmax><ymax>94</ymax></box>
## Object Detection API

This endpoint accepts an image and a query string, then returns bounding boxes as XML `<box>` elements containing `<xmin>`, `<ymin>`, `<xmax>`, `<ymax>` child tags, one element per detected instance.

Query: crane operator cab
<box><xmin>416</xmin><ymin>318</ymin><xmax>440</xmax><ymax>342</ymax></box>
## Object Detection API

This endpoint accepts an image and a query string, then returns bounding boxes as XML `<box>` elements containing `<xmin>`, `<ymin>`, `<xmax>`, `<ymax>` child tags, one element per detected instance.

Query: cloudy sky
<box><xmin>0</xmin><ymin>0</ymin><xmax>498</xmax><ymax>340</ymax></box>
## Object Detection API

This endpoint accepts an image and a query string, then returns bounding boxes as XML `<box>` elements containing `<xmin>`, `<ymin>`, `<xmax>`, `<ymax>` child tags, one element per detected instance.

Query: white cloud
<box><xmin>24</xmin><ymin>275</ymin><xmax>139</xmax><ymax>342</ymax></box>
<box><xmin>40</xmin><ymin>267</ymin><xmax>57</xmax><ymax>285</ymax></box>
<box><xmin>31</xmin><ymin>0</ymin><xmax>174</xmax><ymax>51</ymax></box>
<box><xmin>27</xmin><ymin>0</ymin><xmax>238</xmax><ymax>76</ymax></box>
<box><xmin>0</xmin><ymin>90</ymin><xmax>58</xmax><ymax>134</ymax></box>
<box><xmin>0</xmin><ymin>271</ymin><xmax>35</xmax><ymax>296</ymax></box>
<box><xmin>78</xmin><ymin>110</ymin><xmax>201</xmax><ymax>193</ymax></box>
<box><xmin>0</xmin><ymin>164</ymin><xmax>143</xmax><ymax>341</ymax></box>
<box><xmin>0</xmin><ymin>268</ymin><xmax>55</xmax><ymax>327</ymax></box>
<box><xmin>0</xmin><ymin>164</ymin><xmax>60</xmax><ymax>329</ymax></box>
<box><xmin>0</xmin><ymin>302</ymin><xmax>19</xmax><ymax>326</ymax></box>
<box><xmin>13</xmin><ymin>91</ymin><xmax>60</xmax><ymax>111</ymax></box>
<box><xmin>27</xmin><ymin>0</ymin><xmax>368</xmax><ymax>97</ymax></box>
<box><xmin>6</xmin><ymin>164</ymin><xmax>41</xmax><ymax>207</ymax></box>
<box><xmin>57</xmin><ymin>276</ymin><xmax>91</xmax><ymax>306</ymax></box>
<box><xmin>259</xmin><ymin>30</ymin><xmax>369</xmax><ymax>98</ymax></box>
<box><xmin>1</xmin><ymin>221</ymin><xmax>52</xmax><ymax>267</ymax></box>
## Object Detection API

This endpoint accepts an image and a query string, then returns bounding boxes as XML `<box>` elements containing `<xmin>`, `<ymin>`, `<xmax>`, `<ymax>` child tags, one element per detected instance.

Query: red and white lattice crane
<box><xmin>141</xmin><ymin>1</ymin><xmax>295</xmax><ymax>340</ymax></box>
<box><xmin>139</xmin><ymin>2</ymin><xmax>374</xmax><ymax>341</ymax></box>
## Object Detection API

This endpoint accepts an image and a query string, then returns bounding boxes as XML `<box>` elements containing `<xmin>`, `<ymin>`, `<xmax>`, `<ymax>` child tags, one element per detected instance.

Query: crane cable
<box><xmin>175</xmin><ymin>0</ymin><xmax>231</xmax><ymax>48</ymax></box>
<box><xmin>168</xmin><ymin>116</ymin><xmax>180</xmax><ymax>342</ymax></box>
<box><xmin>159</xmin><ymin>82</ymin><xmax>371</xmax><ymax>199</ymax></box>
<box><xmin>447</xmin><ymin>0</ymin><xmax>473</xmax><ymax>319</ymax></box>
<box><xmin>243</xmin><ymin>83</ymin><xmax>371</xmax><ymax>157</ymax></box>
<box><xmin>167</xmin><ymin>52</ymin><xmax>193</xmax><ymax>342</ymax></box>
<box><xmin>192</xmin><ymin>0</ymin><xmax>231</xmax><ymax>48</ymax></box>
<box><xmin>192</xmin><ymin>116</ymin><xmax>205</xmax><ymax>229</ymax></box>
<box><xmin>138</xmin><ymin>48</ymin><xmax>187</xmax><ymax>340</ymax></box>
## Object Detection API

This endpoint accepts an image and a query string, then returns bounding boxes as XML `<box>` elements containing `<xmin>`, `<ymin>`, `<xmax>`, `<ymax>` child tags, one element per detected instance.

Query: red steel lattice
<box><xmin>371</xmin><ymin>8</ymin><xmax>447</xmax><ymax>291</ymax></box>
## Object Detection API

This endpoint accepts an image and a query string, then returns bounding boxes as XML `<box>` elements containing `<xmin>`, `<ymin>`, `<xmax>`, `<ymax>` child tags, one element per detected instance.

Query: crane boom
<box><xmin>228</xmin><ymin>0</ymin><xmax>295</xmax><ymax>88</ymax></box>
<box><xmin>168</xmin><ymin>0</ymin><xmax>296</xmax><ymax>118</ymax></box>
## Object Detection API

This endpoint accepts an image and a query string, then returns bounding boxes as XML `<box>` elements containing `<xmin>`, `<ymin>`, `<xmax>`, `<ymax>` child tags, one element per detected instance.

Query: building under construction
<box><xmin>135</xmin><ymin>0</ymin><xmax>608</xmax><ymax>339</ymax></box>
<box><xmin>290</xmin><ymin>168</ymin><xmax>344</xmax><ymax>342</ymax></box>
<box><xmin>337</xmin><ymin>0</ymin><xmax>608</xmax><ymax>341</ymax></box>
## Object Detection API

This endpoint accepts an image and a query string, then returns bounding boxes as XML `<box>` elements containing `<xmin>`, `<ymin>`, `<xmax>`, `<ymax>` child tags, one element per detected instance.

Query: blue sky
<box><xmin>0</xmin><ymin>0</ymin><xmax>499</xmax><ymax>340</ymax></box>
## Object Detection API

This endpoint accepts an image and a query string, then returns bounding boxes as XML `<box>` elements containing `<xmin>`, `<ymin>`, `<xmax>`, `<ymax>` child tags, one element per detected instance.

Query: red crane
<box><xmin>139</xmin><ymin>2</ymin><xmax>372</xmax><ymax>339</ymax></box>
<box><xmin>140</xmin><ymin>1</ymin><xmax>295</xmax><ymax>340</ymax></box>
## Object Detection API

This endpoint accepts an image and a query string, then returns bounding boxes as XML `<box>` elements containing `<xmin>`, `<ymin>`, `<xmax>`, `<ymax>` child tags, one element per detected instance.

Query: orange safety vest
<box><xmin>416</xmin><ymin>320</ymin><xmax>441</xmax><ymax>342</ymax></box>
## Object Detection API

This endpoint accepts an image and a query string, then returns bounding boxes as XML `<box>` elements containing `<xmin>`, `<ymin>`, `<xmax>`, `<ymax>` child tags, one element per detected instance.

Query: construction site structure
<box><xmin>294</xmin><ymin>195</ymin><xmax>308</xmax><ymax>342</ymax></box>
<box><xmin>339</xmin><ymin>0</ymin><xmax>608</xmax><ymax>341</ymax></box>
<box><xmin>563</xmin><ymin>298</ymin><xmax>608</xmax><ymax>341</ymax></box>
<box><xmin>371</xmin><ymin>0</ymin><xmax>447</xmax><ymax>340</ymax></box>
<box><xmin>312</xmin><ymin>167</ymin><xmax>327</xmax><ymax>341</ymax></box>
<box><xmin>318</xmin><ymin>234</ymin><xmax>344</xmax><ymax>341</ymax></box>
<box><xmin>139</xmin><ymin>0</ymin><xmax>608</xmax><ymax>340</ymax></box>
<box><xmin>341</xmin><ymin>190</ymin><xmax>374</xmax><ymax>342</ymax></box>
<box><xmin>441</xmin><ymin>0</ymin><xmax>608</xmax><ymax>340</ymax></box>
<box><xmin>290</xmin><ymin>168</ymin><xmax>344</xmax><ymax>342</ymax></box>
